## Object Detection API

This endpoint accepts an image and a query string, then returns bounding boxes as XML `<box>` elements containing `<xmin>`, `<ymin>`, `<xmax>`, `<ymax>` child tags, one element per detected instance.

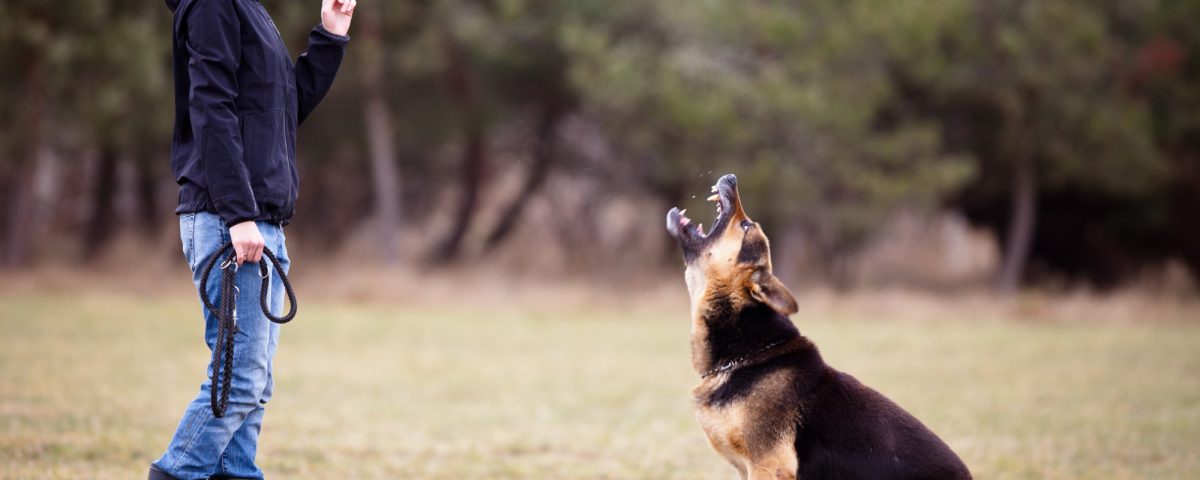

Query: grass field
<box><xmin>2</xmin><ymin>290</ymin><xmax>1199</xmax><ymax>479</ymax></box>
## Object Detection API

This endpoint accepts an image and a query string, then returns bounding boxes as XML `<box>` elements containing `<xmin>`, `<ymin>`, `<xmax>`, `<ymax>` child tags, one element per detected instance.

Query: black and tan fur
<box><xmin>666</xmin><ymin>174</ymin><xmax>971</xmax><ymax>480</ymax></box>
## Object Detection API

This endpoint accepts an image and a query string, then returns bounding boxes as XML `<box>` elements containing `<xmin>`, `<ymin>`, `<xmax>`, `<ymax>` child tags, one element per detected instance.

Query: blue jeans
<box><xmin>154</xmin><ymin>212</ymin><xmax>289</xmax><ymax>480</ymax></box>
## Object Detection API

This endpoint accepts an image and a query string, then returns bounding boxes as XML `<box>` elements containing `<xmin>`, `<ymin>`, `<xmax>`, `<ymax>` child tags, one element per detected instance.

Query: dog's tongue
<box><xmin>679</xmin><ymin>209</ymin><xmax>710</xmax><ymax>238</ymax></box>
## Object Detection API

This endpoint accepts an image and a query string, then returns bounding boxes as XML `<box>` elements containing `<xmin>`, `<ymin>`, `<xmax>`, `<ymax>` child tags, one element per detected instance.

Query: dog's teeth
<box><xmin>711</xmin><ymin>185</ymin><xmax>718</xmax><ymax>193</ymax></box>
<box><xmin>680</xmin><ymin>216</ymin><xmax>690</xmax><ymax>225</ymax></box>
<box><xmin>706</xmin><ymin>194</ymin><xmax>719</xmax><ymax>202</ymax></box>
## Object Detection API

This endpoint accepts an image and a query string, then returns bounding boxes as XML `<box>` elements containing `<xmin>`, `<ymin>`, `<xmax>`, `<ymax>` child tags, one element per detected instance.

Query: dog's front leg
<box><xmin>747</xmin><ymin>442</ymin><xmax>798</xmax><ymax>480</ymax></box>
<box><xmin>730</xmin><ymin>462</ymin><xmax>749</xmax><ymax>480</ymax></box>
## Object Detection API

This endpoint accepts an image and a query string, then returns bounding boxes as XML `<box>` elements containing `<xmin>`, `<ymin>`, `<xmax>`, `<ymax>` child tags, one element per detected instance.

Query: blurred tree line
<box><xmin>0</xmin><ymin>0</ymin><xmax>1196</xmax><ymax>291</ymax></box>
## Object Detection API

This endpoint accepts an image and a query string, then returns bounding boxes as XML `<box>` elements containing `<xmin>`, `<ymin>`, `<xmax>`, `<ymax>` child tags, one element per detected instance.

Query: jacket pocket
<box><xmin>241</xmin><ymin>110</ymin><xmax>292</xmax><ymax>206</ymax></box>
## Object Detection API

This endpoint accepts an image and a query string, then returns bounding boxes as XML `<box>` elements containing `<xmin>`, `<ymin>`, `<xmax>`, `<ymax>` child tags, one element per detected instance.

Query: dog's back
<box><xmin>793</xmin><ymin>364</ymin><xmax>972</xmax><ymax>479</ymax></box>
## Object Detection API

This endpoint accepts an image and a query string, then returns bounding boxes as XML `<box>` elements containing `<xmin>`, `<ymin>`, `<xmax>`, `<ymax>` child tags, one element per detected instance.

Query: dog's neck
<box><xmin>690</xmin><ymin>295</ymin><xmax>803</xmax><ymax>377</ymax></box>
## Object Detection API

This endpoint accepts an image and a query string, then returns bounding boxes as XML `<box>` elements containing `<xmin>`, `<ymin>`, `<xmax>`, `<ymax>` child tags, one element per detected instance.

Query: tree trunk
<box><xmin>358</xmin><ymin>4</ymin><xmax>402</xmax><ymax>263</ymax></box>
<box><xmin>996</xmin><ymin>153</ymin><xmax>1036</xmax><ymax>294</ymax></box>
<box><xmin>431</xmin><ymin>125</ymin><xmax>485</xmax><ymax>264</ymax></box>
<box><xmin>976</xmin><ymin>0</ymin><xmax>1036</xmax><ymax>295</ymax></box>
<box><xmin>3</xmin><ymin>165</ymin><xmax>37</xmax><ymax>268</ymax></box>
<box><xmin>82</xmin><ymin>147</ymin><xmax>119</xmax><ymax>262</ymax></box>
<box><xmin>134</xmin><ymin>158</ymin><xmax>161</xmax><ymax>234</ymax></box>
<box><xmin>817</xmin><ymin>242</ymin><xmax>854</xmax><ymax>292</ymax></box>
<box><xmin>3</xmin><ymin>52</ymin><xmax>47</xmax><ymax>269</ymax></box>
<box><xmin>429</xmin><ymin>30</ymin><xmax>487</xmax><ymax>264</ymax></box>
<box><xmin>771</xmin><ymin>223</ymin><xmax>806</xmax><ymax>286</ymax></box>
<box><xmin>483</xmin><ymin>104</ymin><xmax>563</xmax><ymax>251</ymax></box>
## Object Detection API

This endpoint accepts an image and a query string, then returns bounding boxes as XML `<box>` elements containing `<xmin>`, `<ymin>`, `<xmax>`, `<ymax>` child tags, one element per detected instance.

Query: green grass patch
<box><xmin>1</xmin><ymin>293</ymin><xmax>1198</xmax><ymax>479</ymax></box>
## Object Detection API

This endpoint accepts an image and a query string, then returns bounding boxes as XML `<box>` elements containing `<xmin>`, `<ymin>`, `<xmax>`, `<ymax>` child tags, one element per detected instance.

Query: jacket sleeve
<box><xmin>294</xmin><ymin>24</ymin><xmax>350</xmax><ymax>125</ymax></box>
<box><xmin>185</xmin><ymin>0</ymin><xmax>258</xmax><ymax>226</ymax></box>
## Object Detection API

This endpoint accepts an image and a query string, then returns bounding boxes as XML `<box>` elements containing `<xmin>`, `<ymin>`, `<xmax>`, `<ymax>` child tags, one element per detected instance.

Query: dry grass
<box><xmin>1</xmin><ymin>283</ymin><xmax>1198</xmax><ymax>479</ymax></box>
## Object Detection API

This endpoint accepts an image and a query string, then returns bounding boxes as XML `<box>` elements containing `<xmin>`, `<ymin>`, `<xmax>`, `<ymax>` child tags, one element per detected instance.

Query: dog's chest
<box><xmin>694</xmin><ymin>390</ymin><xmax>802</xmax><ymax>480</ymax></box>
<box><xmin>691</xmin><ymin>369</ymin><xmax>802</xmax><ymax>476</ymax></box>
<box><xmin>694</xmin><ymin>400</ymin><xmax>752</xmax><ymax>465</ymax></box>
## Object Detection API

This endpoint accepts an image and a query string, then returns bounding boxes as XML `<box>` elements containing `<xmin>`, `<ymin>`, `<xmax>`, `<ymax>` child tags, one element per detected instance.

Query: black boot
<box><xmin>148</xmin><ymin>465</ymin><xmax>181</xmax><ymax>480</ymax></box>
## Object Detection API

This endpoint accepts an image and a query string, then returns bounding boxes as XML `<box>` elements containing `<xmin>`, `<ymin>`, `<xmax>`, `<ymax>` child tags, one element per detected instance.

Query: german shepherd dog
<box><xmin>666</xmin><ymin>174</ymin><xmax>971</xmax><ymax>480</ymax></box>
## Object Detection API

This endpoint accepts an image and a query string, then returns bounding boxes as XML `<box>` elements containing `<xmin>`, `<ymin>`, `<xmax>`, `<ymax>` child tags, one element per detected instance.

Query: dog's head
<box><xmin>666</xmin><ymin>174</ymin><xmax>797</xmax><ymax>317</ymax></box>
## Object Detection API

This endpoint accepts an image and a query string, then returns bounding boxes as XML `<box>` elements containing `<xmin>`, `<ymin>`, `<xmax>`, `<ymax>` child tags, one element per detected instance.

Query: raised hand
<box><xmin>321</xmin><ymin>0</ymin><xmax>356</xmax><ymax>36</ymax></box>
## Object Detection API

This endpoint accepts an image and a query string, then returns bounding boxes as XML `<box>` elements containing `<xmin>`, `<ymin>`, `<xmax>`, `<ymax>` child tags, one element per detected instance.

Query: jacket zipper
<box><xmin>254</xmin><ymin>2</ymin><xmax>288</xmax><ymax>49</ymax></box>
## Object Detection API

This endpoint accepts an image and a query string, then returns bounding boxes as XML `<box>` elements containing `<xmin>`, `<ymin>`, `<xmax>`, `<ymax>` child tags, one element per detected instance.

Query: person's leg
<box><xmin>214</xmin><ymin>223</ymin><xmax>288</xmax><ymax>479</ymax></box>
<box><xmin>153</xmin><ymin>214</ymin><xmax>281</xmax><ymax>480</ymax></box>
<box><xmin>214</xmin><ymin>405</ymin><xmax>265</xmax><ymax>479</ymax></box>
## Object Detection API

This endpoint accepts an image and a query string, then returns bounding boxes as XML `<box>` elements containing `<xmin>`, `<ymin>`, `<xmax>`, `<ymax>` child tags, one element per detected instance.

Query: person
<box><xmin>150</xmin><ymin>1</ymin><xmax>355</xmax><ymax>479</ymax></box>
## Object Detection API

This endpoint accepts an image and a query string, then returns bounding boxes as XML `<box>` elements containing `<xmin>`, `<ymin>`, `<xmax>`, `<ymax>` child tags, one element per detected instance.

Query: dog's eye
<box><xmin>741</xmin><ymin>221</ymin><xmax>753</xmax><ymax>231</ymax></box>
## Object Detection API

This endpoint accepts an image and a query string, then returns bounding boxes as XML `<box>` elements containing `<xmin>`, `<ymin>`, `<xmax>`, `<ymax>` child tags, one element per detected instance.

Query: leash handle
<box><xmin>196</xmin><ymin>242</ymin><xmax>298</xmax><ymax>417</ymax></box>
<box><xmin>258</xmin><ymin>247</ymin><xmax>298</xmax><ymax>324</ymax></box>
<box><xmin>198</xmin><ymin>244</ymin><xmax>298</xmax><ymax>325</ymax></box>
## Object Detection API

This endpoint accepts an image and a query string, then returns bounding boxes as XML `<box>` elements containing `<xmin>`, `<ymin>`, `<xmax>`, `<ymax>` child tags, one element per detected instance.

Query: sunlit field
<box><xmin>2</xmin><ymin>290</ymin><xmax>1198</xmax><ymax>479</ymax></box>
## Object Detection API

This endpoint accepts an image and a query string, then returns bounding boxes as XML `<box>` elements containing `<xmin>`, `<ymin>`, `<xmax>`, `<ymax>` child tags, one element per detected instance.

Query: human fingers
<box><xmin>249</xmin><ymin>236</ymin><xmax>264</xmax><ymax>263</ymax></box>
<box><xmin>233</xmin><ymin>240</ymin><xmax>248</xmax><ymax>266</ymax></box>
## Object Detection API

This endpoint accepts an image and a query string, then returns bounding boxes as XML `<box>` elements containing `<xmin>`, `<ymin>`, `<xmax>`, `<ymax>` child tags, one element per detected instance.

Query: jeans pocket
<box><xmin>192</xmin><ymin>212</ymin><xmax>232</xmax><ymax>271</ymax></box>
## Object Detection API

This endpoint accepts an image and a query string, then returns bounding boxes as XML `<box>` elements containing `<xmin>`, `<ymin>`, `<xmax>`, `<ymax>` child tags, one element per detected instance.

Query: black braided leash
<box><xmin>198</xmin><ymin>243</ymin><xmax>297</xmax><ymax>418</ymax></box>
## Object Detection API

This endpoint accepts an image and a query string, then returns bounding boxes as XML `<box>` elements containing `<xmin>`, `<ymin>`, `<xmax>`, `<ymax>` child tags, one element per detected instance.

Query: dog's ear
<box><xmin>749</xmin><ymin>269</ymin><xmax>798</xmax><ymax>316</ymax></box>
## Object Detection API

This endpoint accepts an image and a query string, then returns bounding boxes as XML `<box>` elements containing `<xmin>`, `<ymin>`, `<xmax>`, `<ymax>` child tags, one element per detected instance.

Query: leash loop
<box><xmin>197</xmin><ymin>243</ymin><xmax>298</xmax><ymax>417</ymax></box>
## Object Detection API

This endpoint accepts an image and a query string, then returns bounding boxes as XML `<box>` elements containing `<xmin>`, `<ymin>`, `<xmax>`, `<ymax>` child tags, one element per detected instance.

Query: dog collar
<box><xmin>701</xmin><ymin>338</ymin><xmax>790</xmax><ymax>379</ymax></box>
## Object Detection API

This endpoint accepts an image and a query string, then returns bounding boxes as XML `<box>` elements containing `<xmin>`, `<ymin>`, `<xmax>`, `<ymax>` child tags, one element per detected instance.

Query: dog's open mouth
<box><xmin>666</xmin><ymin>174</ymin><xmax>740</xmax><ymax>245</ymax></box>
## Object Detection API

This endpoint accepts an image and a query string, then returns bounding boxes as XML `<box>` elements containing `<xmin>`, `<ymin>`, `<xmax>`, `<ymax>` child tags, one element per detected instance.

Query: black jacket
<box><xmin>167</xmin><ymin>0</ymin><xmax>348</xmax><ymax>226</ymax></box>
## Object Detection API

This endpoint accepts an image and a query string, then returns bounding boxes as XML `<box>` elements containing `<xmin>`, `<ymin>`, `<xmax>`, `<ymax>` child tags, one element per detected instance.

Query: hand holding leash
<box><xmin>198</xmin><ymin>243</ymin><xmax>298</xmax><ymax>417</ymax></box>
<box><xmin>229</xmin><ymin>221</ymin><xmax>265</xmax><ymax>265</ymax></box>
